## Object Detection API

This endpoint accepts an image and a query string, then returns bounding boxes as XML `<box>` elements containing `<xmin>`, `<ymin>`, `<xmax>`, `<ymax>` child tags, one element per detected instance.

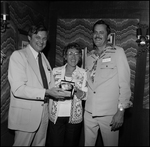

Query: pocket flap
<box><xmin>11</xmin><ymin>100</ymin><xmax>32</xmax><ymax>110</ymax></box>
<box><xmin>100</xmin><ymin>63</ymin><xmax>115</xmax><ymax>69</ymax></box>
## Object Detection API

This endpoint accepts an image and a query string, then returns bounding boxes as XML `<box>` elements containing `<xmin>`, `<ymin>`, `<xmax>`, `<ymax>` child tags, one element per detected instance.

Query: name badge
<box><xmin>102</xmin><ymin>57</ymin><xmax>111</xmax><ymax>62</ymax></box>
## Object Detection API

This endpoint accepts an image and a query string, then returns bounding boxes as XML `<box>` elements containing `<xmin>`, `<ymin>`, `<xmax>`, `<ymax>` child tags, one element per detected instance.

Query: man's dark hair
<box><xmin>28</xmin><ymin>24</ymin><xmax>48</xmax><ymax>37</ymax></box>
<box><xmin>92</xmin><ymin>20</ymin><xmax>111</xmax><ymax>35</ymax></box>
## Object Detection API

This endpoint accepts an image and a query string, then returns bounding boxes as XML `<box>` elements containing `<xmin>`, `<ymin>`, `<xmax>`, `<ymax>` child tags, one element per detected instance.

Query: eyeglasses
<box><xmin>67</xmin><ymin>51</ymin><xmax>80</xmax><ymax>56</ymax></box>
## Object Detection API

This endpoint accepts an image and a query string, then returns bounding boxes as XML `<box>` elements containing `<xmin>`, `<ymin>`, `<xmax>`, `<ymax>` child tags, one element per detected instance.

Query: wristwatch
<box><xmin>118</xmin><ymin>104</ymin><xmax>124</xmax><ymax>111</ymax></box>
<box><xmin>119</xmin><ymin>106</ymin><xmax>124</xmax><ymax>111</ymax></box>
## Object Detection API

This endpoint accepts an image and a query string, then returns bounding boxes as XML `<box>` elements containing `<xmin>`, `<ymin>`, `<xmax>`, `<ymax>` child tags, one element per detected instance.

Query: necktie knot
<box><xmin>38</xmin><ymin>52</ymin><xmax>41</xmax><ymax>59</ymax></box>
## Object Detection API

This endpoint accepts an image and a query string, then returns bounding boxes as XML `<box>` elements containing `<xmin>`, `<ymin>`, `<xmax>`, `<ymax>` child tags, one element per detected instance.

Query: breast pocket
<box><xmin>100</xmin><ymin>63</ymin><xmax>117</xmax><ymax>78</ymax></box>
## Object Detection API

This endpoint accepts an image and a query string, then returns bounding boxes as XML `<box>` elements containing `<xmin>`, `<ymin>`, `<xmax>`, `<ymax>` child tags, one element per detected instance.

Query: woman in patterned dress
<box><xmin>47</xmin><ymin>42</ymin><xmax>88</xmax><ymax>146</ymax></box>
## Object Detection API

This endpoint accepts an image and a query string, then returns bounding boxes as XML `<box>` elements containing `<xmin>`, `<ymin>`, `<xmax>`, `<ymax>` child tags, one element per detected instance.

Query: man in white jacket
<box><xmin>84</xmin><ymin>20</ymin><xmax>132</xmax><ymax>146</ymax></box>
<box><xmin>8</xmin><ymin>24</ymin><xmax>69</xmax><ymax>146</ymax></box>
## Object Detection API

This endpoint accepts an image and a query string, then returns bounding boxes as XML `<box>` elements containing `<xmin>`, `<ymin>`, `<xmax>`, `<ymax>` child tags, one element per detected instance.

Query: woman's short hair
<box><xmin>63</xmin><ymin>42</ymin><xmax>82</xmax><ymax>66</ymax></box>
<box><xmin>63</xmin><ymin>42</ymin><xmax>82</xmax><ymax>56</ymax></box>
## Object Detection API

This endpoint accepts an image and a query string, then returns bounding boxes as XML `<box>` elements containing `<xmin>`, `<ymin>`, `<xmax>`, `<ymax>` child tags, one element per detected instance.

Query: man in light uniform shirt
<box><xmin>84</xmin><ymin>20</ymin><xmax>132</xmax><ymax>146</ymax></box>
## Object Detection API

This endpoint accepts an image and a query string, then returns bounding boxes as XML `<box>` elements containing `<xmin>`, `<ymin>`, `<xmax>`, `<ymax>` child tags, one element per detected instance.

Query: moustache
<box><xmin>94</xmin><ymin>37</ymin><xmax>102</xmax><ymax>40</ymax></box>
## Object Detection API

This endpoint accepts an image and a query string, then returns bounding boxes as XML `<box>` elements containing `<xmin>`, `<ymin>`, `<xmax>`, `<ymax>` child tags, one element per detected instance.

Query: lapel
<box><xmin>93</xmin><ymin>59</ymin><xmax>106</xmax><ymax>89</ymax></box>
<box><xmin>86</xmin><ymin>49</ymin><xmax>108</xmax><ymax>90</ymax></box>
<box><xmin>86</xmin><ymin>70</ymin><xmax>95</xmax><ymax>90</ymax></box>
<box><xmin>25</xmin><ymin>46</ymin><xmax>43</xmax><ymax>86</ymax></box>
<box><xmin>61</xmin><ymin>64</ymin><xmax>66</xmax><ymax>80</ymax></box>
<box><xmin>86</xmin><ymin>71</ymin><xmax>92</xmax><ymax>85</ymax></box>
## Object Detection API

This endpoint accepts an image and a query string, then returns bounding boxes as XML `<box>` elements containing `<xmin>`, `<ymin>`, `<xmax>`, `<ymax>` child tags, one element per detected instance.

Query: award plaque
<box><xmin>59</xmin><ymin>80</ymin><xmax>75</xmax><ymax>99</ymax></box>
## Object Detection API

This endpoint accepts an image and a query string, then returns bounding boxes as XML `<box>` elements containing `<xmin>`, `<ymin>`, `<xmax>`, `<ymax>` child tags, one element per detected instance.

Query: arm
<box><xmin>46</xmin><ymin>67</ymin><xmax>72</xmax><ymax>99</ymax></box>
<box><xmin>116</xmin><ymin>48</ymin><xmax>132</xmax><ymax>109</ymax></box>
<box><xmin>74</xmin><ymin>88</ymin><xmax>86</xmax><ymax>100</ymax></box>
<box><xmin>8</xmin><ymin>51</ymin><xmax>67</xmax><ymax>101</ymax></box>
<box><xmin>45</xmin><ymin>87</ymin><xmax>71</xmax><ymax>99</ymax></box>
<box><xmin>74</xmin><ymin>69</ymin><xmax>88</xmax><ymax>100</ymax></box>
<box><xmin>110</xmin><ymin>47</ymin><xmax>132</xmax><ymax>131</ymax></box>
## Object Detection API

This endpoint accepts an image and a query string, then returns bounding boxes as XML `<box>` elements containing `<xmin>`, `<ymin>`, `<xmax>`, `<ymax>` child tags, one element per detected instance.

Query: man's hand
<box><xmin>110</xmin><ymin>109</ymin><xmax>125</xmax><ymax>131</ymax></box>
<box><xmin>45</xmin><ymin>87</ymin><xmax>70</xmax><ymax>99</ymax></box>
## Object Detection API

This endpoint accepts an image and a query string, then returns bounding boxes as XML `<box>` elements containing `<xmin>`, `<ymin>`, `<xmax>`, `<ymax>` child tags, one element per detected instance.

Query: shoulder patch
<box><xmin>105</xmin><ymin>51</ymin><xmax>116</xmax><ymax>53</ymax></box>
<box><xmin>107</xmin><ymin>47</ymin><xmax>116</xmax><ymax>50</ymax></box>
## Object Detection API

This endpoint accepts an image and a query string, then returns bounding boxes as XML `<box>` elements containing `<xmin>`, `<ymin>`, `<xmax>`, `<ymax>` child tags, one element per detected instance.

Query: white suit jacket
<box><xmin>8</xmin><ymin>44</ymin><xmax>54</xmax><ymax>132</ymax></box>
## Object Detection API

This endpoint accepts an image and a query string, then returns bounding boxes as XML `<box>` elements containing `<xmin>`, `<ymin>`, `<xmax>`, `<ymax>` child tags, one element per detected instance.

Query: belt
<box><xmin>44</xmin><ymin>97</ymin><xmax>49</xmax><ymax>103</ymax></box>
<box><xmin>57</xmin><ymin>96</ymin><xmax>73</xmax><ymax>101</ymax></box>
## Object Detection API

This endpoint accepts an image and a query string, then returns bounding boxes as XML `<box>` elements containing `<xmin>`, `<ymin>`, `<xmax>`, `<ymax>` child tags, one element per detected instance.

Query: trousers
<box><xmin>47</xmin><ymin>117</ymin><xmax>82</xmax><ymax>146</ymax></box>
<box><xmin>84</xmin><ymin>111</ymin><xmax>119</xmax><ymax>146</ymax></box>
<box><xmin>13</xmin><ymin>104</ymin><xmax>49</xmax><ymax>146</ymax></box>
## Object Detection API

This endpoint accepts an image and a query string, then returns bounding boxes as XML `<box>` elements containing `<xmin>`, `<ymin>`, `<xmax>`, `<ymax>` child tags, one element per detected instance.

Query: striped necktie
<box><xmin>38</xmin><ymin>53</ymin><xmax>48</xmax><ymax>89</ymax></box>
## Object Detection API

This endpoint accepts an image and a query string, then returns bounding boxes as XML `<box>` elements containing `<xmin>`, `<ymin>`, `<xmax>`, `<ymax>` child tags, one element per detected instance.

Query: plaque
<box><xmin>59</xmin><ymin>80</ymin><xmax>75</xmax><ymax>99</ymax></box>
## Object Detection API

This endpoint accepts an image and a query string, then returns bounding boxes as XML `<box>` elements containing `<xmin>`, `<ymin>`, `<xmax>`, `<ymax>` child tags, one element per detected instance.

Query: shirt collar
<box><xmin>64</xmin><ymin>63</ymin><xmax>79</xmax><ymax>73</ymax></box>
<box><xmin>28</xmin><ymin>44</ymin><xmax>39</xmax><ymax>59</ymax></box>
<box><xmin>92</xmin><ymin>45</ymin><xmax>113</xmax><ymax>59</ymax></box>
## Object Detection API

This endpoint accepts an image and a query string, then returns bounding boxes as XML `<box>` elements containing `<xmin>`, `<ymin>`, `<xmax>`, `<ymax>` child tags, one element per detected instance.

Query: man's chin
<box><xmin>37</xmin><ymin>46</ymin><xmax>44</xmax><ymax>51</ymax></box>
<box><xmin>95</xmin><ymin>42</ymin><xmax>103</xmax><ymax>47</ymax></box>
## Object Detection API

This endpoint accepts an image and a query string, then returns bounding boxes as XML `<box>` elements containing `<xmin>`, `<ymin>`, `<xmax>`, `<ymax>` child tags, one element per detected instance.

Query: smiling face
<box><xmin>28</xmin><ymin>31</ymin><xmax>48</xmax><ymax>53</ymax></box>
<box><xmin>65</xmin><ymin>48</ymin><xmax>81</xmax><ymax>68</ymax></box>
<box><xmin>93</xmin><ymin>24</ymin><xmax>109</xmax><ymax>48</ymax></box>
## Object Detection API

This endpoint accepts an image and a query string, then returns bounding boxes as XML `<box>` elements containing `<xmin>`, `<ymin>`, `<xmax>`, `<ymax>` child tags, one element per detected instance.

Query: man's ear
<box><xmin>27</xmin><ymin>35</ymin><xmax>31</xmax><ymax>41</ymax></box>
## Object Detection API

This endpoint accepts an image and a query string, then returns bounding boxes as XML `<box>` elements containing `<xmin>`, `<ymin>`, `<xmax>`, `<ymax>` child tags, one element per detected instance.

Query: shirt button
<box><xmin>94</xmin><ymin>91</ymin><xmax>96</xmax><ymax>94</ymax></box>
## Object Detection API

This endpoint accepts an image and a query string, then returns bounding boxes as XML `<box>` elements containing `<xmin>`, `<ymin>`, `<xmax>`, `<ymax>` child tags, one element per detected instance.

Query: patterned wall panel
<box><xmin>9</xmin><ymin>1</ymin><xmax>47</xmax><ymax>31</ymax></box>
<box><xmin>1</xmin><ymin>1</ymin><xmax>50</xmax><ymax>123</ymax></box>
<box><xmin>143</xmin><ymin>51</ymin><xmax>149</xmax><ymax>109</ymax></box>
<box><xmin>1</xmin><ymin>28</ymin><xmax>17</xmax><ymax>123</ymax></box>
<box><xmin>56</xmin><ymin>18</ymin><xmax>139</xmax><ymax>104</ymax></box>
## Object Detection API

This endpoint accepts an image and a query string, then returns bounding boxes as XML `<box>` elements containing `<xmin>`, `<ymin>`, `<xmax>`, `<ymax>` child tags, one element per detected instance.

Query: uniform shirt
<box><xmin>85</xmin><ymin>45</ymin><xmax>132</xmax><ymax>116</ymax></box>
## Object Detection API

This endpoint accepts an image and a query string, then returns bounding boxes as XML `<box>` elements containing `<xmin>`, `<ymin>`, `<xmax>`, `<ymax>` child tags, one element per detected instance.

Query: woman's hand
<box><xmin>74</xmin><ymin>87</ymin><xmax>85</xmax><ymax>99</ymax></box>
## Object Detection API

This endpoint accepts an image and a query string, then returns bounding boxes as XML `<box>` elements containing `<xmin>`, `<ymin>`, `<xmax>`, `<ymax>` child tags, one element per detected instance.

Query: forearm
<box><xmin>11</xmin><ymin>85</ymin><xmax>46</xmax><ymax>101</ymax></box>
<box><xmin>117</xmin><ymin>49</ymin><xmax>133</xmax><ymax>109</ymax></box>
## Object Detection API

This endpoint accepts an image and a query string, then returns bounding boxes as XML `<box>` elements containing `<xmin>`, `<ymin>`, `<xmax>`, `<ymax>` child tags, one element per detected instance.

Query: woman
<box><xmin>48</xmin><ymin>42</ymin><xmax>88</xmax><ymax>146</ymax></box>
